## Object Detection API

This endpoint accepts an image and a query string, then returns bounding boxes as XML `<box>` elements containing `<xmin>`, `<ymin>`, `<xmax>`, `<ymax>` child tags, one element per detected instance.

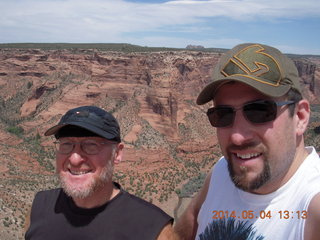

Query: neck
<box><xmin>72</xmin><ymin>182</ymin><xmax>120</xmax><ymax>208</ymax></box>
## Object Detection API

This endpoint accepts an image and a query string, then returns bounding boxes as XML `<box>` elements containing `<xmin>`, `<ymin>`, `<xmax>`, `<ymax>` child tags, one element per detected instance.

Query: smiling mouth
<box><xmin>236</xmin><ymin>152</ymin><xmax>261</xmax><ymax>160</ymax></box>
<box><xmin>68</xmin><ymin>169</ymin><xmax>92</xmax><ymax>175</ymax></box>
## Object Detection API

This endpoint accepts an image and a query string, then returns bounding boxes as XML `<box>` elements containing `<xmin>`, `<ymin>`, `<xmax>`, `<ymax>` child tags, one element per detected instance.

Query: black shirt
<box><xmin>25</xmin><ymin>183</ymin><xmax>173</xmax><ymax>240</ymax></box>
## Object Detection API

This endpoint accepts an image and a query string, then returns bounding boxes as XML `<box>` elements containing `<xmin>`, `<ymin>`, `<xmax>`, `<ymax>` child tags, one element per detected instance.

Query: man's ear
<box><xmin>295</xmin><ymin>99</ymin><xmax>310</xmax><ymax>136</ymax></box>
<box><xmin>113</xmin><ymin>143</ymin><xmax>124</xmax><ymax>165</ymax></box>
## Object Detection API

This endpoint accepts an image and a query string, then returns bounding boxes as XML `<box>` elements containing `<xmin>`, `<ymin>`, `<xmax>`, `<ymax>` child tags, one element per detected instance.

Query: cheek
<box><xmin>264</xmin><ymin>121</ymin><xmax>295</xmax><ymax>163</ymax></box>
<box><xmin>92</xmin><ymin>155</ymin><xmax>110</xmax><ymax>168</ymax></box>
<box><xmin>217</xmin><ymin>129</ymin><xmax>228</xmax><ymax>146</ymax></box>
<box><xmin>98</xmin><ymin>149</ymin><xmax>115</xmax><ymax>164</ymax></box>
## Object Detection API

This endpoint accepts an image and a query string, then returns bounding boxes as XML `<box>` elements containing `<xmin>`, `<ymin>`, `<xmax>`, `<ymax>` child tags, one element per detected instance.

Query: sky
<box><xmin>0</xmin><ymin>0</ymin><xmax>319</xmax><ymax>55</ymax></box>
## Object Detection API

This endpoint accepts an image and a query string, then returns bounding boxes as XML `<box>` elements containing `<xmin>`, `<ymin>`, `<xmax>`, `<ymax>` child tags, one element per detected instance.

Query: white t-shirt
<box><xmin>196</xmin><ymin>147</ymin><xmax>320</xmax><ymax>240</ymax></box>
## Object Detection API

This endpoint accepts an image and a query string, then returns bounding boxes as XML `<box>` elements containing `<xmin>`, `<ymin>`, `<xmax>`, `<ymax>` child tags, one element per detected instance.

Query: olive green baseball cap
<box><xmin>197</xmin><ymin>43</ymin><xmax>302</xmax><ymax>105</ymax></box>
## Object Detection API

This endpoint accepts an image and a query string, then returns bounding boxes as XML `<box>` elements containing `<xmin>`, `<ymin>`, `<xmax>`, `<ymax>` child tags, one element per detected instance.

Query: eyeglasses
<box><xmin>54</xmin><ymin>140</ymin><xmax>115</xmax><ymax>155</ymax></box>
<box><xmin>207</xmin><ymin>100</ymin><xmax>296</xmax><ymax>128</ymax></box>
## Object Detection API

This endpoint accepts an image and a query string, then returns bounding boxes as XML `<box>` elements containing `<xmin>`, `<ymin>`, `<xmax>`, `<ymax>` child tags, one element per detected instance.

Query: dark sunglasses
<box><xmin>207</xmin><ymin>100</ymin><xmax>296</xmax><ymax>128</ymax></box>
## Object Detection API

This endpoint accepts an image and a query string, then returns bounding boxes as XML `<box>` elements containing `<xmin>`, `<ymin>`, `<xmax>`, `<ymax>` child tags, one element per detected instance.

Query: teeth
<box><xmin>69</xmin><ymin>170</ymin><xmax>91</xmax><ymax>175</ymax></box>
<box><xmin>236</xmin><ymin>153</ymin><xmax>260</xmax><ymax>159</ymax></box>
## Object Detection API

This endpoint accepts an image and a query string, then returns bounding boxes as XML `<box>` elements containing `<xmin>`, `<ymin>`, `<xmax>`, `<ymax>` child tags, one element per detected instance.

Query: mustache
<box><xmin>227</xmin><ymin>141</ymin><xmax>260</xmax><ymax>152</ymax></box>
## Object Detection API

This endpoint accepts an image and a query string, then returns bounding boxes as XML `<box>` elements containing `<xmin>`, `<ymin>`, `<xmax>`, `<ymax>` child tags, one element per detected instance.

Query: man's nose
<box><xmin>68</xmin><ymin>144</ymin><xmax>86</xmax><ymax>165</ymax></box>
<box><xmin>229</xmin><ymin>110</ymin><xmax>255</xmax><ymax>146</ymax></box>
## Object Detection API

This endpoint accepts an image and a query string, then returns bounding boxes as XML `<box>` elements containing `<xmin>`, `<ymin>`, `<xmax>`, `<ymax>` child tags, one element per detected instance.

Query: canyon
<box><xmin>0</xmin><ymin>45</ymin><xmax>319</xmax><ymax>239</ymax></box>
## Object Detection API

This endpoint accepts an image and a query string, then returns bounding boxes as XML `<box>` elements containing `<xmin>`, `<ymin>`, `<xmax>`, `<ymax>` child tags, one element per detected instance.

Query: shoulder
<box><xmin>304</xmin><ymin>193</ymin><xmax>320</xmax><ymax>240</ymax></box>
<box><xmin>32</xmin><ymin>188</ymin><xmax>62</xmax><ymax>204</ymax></box>
<box><xmin>114</xmin><ymin>182</ymin><xmax>173</xmax><ymax>222</ymax></box>
<box><xmin>31</xmin><ymin>188</ymin><xmax>64</xmax><ymax>211</ymax></box>
<box><xmin>122</xmin><ymin>190</ymin><xmax>172</xmax><ymax>219</ymax></box>
<box><xmin>173</xmin><ymin>168</ymin><xmax>214</xmax><ymax>239</ymax></box>
<box><xmin>113</xmin><ymin>183</ymin><xmax>174</xmax><ymax>239</ymax></box>
<box><xmin>35</xmin><ymin>188</ymin><xmax>62</xmax><ymax>197</ymax></box>
<box><xmin>29</xmin><ymin>188</ymin><xmax>62</xmax><ymax>219</ymax></box>
<box><xmin>308</xmin><ymin>193</ymin><xmax>320</xmax><ymax>216</ymax></box>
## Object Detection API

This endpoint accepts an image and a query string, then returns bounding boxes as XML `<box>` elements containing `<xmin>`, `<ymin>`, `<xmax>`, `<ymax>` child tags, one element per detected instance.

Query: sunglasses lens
<box><xmin>244</xmin><ymin>100</ymin><xmax>277</xmax><ymax>124</ymax></box>
<box><xmin>207</xmin><ymin>107</ymin><xmax>235</xmax><ymax>127</ymax></box>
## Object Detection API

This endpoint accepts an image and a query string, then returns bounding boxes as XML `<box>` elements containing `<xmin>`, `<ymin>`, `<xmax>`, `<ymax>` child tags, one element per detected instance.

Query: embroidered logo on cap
<box><xmin>221</xmin><ymin>44</ymin><xmax>283</xmax><ymax>86</ymax></box>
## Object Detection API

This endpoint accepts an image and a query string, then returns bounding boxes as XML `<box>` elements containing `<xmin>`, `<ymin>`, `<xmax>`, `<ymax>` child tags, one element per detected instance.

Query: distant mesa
<box><xmin>186</xmin><ymin>45</ymin><xmax>205</xmax><ymax>50</ymax></box>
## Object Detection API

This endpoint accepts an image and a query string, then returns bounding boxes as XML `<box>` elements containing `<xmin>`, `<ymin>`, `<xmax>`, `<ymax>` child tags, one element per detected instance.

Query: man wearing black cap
<box><xmin>174</xmin><ymin>43</ymin><xmax>320</xmax><ymax>239</ymax></box>
<box><xmin>25</xmin><ymin>106</ymin><xmax>176</xmax><ymax>240</ymax></box>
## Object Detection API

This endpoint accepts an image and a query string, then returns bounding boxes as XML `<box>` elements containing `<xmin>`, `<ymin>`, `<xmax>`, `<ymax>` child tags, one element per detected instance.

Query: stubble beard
<box><xmin>59</xmin><ymin>160</ymin><xmax>114</xmax><ymax>199</ymax></box>
<box><xmin>228</xmin><ymin>159</ymin><xmax>271</xmax><ymax>192</ymax></box>
<box><xmin>226</xmin><ymin>142</ymin><xmax>271</xmax><ymax>192</ymax></box>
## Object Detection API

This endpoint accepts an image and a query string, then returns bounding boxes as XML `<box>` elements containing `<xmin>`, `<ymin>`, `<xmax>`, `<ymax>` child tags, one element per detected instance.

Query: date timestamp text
<box><xmin>212</xmin><ymin>210</ymin><xmax>308</xmax><ymax>220</ymax></box>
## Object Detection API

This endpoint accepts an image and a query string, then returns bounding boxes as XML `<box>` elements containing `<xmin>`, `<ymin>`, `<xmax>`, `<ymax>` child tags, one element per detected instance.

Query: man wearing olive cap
<box><xmin>25</xmin><ymin>106</ymin><xmax>177</xmax><ymax>240</ymax></box>
<box><xmin>175</xmin><ymin>43</ymin><xmax>320</xmax><ymax>239</ymax></box>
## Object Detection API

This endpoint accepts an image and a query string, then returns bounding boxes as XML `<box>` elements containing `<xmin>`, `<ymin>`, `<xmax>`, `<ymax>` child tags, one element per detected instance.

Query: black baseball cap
<box><xmin>44</xmin><ymin>106</ymin><xmax>121</xmax><ymax>142</ymax></box>
<box><xmin>197</xmin><ymin>43</ymin><xmax>302</xmax><ymax>105</ymax></box>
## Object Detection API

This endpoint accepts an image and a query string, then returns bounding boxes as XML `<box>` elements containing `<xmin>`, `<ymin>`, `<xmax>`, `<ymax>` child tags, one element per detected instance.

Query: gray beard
<box><xmin>59</xmin><ymin>160</ymin><xmax>114</xmax><ymax>199</ymax></box>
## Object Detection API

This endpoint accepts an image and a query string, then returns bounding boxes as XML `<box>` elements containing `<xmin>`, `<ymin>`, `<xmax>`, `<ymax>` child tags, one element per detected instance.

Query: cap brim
<box><xmin>44</xmin><ymin>122</ymin><xmax>118</xmax><ymax>141</ymax></box>
<box><xmin>196</xmin><ymin>75</ymin><xmax>292</xmax><ymax>105</ymax></box>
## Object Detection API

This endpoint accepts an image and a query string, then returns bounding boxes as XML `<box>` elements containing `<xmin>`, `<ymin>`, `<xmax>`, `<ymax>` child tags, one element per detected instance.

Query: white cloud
<box><xmin>1</xmin><ymin>0</ymin><xmax>318</xmax><ymax>32</ymax></box>
<box><xmin>0</xmin><ymin>0</ymin><xmax>319</xmax><ymax>54</ymax></box>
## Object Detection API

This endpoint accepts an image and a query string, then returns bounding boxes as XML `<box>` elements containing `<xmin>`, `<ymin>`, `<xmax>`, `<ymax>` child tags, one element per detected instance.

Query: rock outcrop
<box><xmin>0</xmin><ymin>47</ymin><xmax>319</xmax><ymax>239</ymax></box>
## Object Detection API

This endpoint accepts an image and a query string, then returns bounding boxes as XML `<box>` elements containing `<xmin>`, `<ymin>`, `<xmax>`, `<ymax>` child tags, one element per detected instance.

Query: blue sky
<box><xmin>0</xmin><ymin>0</ymin><xmax>319</xmax><ymax>55</ymax></box>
